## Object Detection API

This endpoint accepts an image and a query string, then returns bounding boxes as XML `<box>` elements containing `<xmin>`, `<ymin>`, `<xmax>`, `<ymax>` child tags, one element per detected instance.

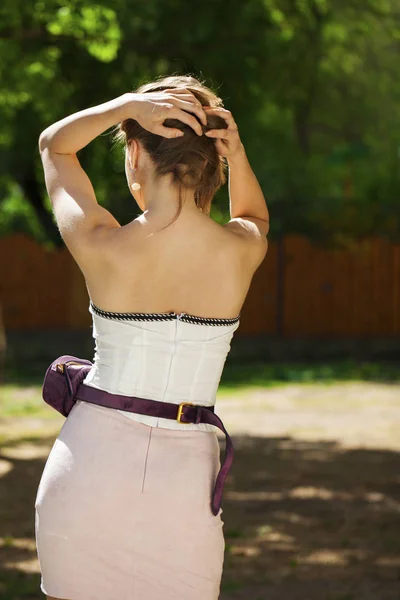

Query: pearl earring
<box><xmin>130</xmin><ymin>167</ymin><xmax>141</xmax><ymax>191</ymax></box>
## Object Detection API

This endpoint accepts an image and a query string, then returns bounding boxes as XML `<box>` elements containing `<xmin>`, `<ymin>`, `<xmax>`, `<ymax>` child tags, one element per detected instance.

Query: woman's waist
<box><xmin>75</xmin><ymin>399</ymin><xmax>220</xmax><ymax>438</ymax></box>
<box><xmin>76</xmin><ymin>389</ymin><xmax>219</xmax><ymax>433</ymax></box>
<box><xmin>82</xmin><ymin>365</ymin><xmax>218</xmax><ymax>408</ymax></box>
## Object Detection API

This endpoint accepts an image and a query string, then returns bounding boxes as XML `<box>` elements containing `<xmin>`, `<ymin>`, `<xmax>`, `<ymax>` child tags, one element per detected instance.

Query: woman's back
<box><xmin>80</xmin><ymin>208</ymin><xmax>262</xmax><ymax>431</ymax></box>
<box><xmin>83</xmin><ymin>207</ymin><xmax>259</xmax><ymax>320</ymax></box>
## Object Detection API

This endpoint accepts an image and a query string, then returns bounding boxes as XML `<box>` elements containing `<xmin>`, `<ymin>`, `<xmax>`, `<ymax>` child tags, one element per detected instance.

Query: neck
<box><xmin>139</xmin><ymin>178</ymin><xmax>199</xmax><ymax>217</ymax></box>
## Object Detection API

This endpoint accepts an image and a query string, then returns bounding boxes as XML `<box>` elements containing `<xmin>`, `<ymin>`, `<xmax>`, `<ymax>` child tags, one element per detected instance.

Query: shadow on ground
<box><xmin>0</xmin><ymin>432</ymin><xmax>399</xmax><ymax>600</ymax></box>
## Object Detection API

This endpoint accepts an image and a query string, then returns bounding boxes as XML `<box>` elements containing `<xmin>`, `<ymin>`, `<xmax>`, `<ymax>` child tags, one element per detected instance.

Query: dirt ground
<box><xmin>1</xmin><ymin>381</ymin><xmax>400</xmax><ymax>599</ymax></box>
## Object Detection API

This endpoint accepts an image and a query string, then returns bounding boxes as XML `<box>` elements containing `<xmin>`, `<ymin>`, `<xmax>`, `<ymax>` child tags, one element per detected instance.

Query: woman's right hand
<box><xmin>126</xmin><ymin>89</ymin><xmax>207</xmax><ymax>138</ymax></box>
<box><xmin>204</xmin><ymin>107</ymin><xmax>244</xmax><ymax>159</ymax></box>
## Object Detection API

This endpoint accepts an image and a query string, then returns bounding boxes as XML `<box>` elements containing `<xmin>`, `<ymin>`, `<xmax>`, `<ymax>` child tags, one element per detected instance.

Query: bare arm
<box><xmin>38</xmin><ymin>93</ymin><xmax>136</xmax><ymax>257</ymax></box>
<box><xmin>38</xmin><ymin>89</ymin><xmax>208</xmax><ymax>259</ymax></box>
<box><xmin>227</xmin><ymin>144</ymin><xmax>270</xmax><ymax>234</ymax></box>
<box><xmin>205</xmin><ymin>107</ymin><xmax>269</xmax><ymax>258</ymax></box>
<box><xmin>39</xmin><ymin>94</ymin><xmax>133</xmax><ymax>155</ymax></box>
<box><xmin>39</xmin><ymin>90</ymin><xmax>207</xmax><ymax>155</ymax></box>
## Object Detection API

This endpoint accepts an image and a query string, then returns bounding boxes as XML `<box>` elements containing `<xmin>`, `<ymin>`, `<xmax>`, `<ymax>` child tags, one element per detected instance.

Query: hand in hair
<box><xmin>204</xmin><ymin>108</ymin><xmax>243</xmax><ymax>159</ymax></box>
<box><xmin>128</xmin><ymin>88</ymin><xmax>208</xmax><ymax>138</ymax></box>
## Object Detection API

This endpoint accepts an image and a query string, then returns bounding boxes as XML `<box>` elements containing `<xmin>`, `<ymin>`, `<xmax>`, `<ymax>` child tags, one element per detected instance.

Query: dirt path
<box><xmin>218</xmin><ymin>381</ymin><xmax>400</xmax><ymax>450</ymax></box>
<box><xmin>216</xmin><ymin>382</ymin><xmax>400</xmax><ymax>599</ymax></box>
<box><xmin>1</xmin><ymin>382</ymin><xmax>399</xmax><ymax>599</ymax></box>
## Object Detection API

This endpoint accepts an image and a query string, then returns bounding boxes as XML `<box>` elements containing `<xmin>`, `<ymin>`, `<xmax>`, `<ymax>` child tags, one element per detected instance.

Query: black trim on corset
<box><xmin>90</xmin><ymin>301</ymin><xmax>241</xmax><ymax>326</ymax></box>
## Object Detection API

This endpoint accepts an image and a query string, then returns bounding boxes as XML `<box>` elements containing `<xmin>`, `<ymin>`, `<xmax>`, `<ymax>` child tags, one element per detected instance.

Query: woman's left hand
<box><xmin>126</xmin><ymin>89</ymin><xmax>208</xmax><ymax>138</ymax></box>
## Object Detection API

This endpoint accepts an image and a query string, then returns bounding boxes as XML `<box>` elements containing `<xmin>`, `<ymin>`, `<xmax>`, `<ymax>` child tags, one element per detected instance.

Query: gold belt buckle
<box><xmin>177</xmin><ymin>402</ymin><xmax>195</xmax><ymax>424</ymax></box>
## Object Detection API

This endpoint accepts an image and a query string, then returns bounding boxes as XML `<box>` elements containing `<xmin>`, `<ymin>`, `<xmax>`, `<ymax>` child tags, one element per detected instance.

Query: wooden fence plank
<box><xmin>1</xmin><ymin>233</ymin><xmax>400</xmax><ymax>337</ymax></box>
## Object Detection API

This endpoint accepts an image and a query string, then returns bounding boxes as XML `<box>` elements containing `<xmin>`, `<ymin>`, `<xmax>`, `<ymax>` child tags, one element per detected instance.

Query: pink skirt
<box><xmin>35</xmin><ymin>399</ymin><xmax>225</xmax><ymax>600</ymax></box>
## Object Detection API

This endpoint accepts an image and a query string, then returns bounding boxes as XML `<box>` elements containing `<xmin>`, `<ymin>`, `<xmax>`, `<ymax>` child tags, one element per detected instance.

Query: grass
<box><xmin>1</xmin><ymin>384</ymin><xmax>51</xmax><ymax>419</ymax></box>
<box><xmin>1</xmin><ymin>385</ymin><xmax>45</xmax><ymax>416</ymax></box>
<box><xmin>219</xmin><ymin>359</ymin><xmax>400</xmax><ymax>394</ymax></box>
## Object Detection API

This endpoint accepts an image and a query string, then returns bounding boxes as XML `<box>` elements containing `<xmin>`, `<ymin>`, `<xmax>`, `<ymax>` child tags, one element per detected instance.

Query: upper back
<box><xmin>75</xmin><ymin>209</ymin><xmax>266</xmax><ymax>319</ymax></box>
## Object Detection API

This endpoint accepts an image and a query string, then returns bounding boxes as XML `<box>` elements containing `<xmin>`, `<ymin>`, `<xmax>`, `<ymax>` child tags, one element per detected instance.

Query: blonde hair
<box><xmin>113</xmin><ymin>75</ymin><xmax>228</xmax><ymax>231</ymax></box>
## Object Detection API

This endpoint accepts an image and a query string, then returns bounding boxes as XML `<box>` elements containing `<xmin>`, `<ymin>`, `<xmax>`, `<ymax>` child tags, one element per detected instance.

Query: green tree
<box><xmin>1</xmin><ymin>0</ymin><xmax>400</xmax><ymax>245</ymax></box>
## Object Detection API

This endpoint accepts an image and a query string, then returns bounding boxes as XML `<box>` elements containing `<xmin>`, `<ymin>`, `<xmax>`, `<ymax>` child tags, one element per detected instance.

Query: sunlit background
<box><xmin>1</xmin><ymin>1</ymin><xmax>400</xmax><ymax>599</ymax></box>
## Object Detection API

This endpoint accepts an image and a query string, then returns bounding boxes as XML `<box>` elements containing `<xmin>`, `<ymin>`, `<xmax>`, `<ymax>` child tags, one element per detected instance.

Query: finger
<box><xmin>167</xmin><ymin>106</ymin><xmax>203</xmax><ymax>135</ymax></box>
<box><xmin>205</xmin><ymin>128</ymin><xmax>237</xmax><ymax>139</ymax></box>
<box><xmin>203</xmin><ymin>107</ymin><xmax>237</xmax><ymax>129</ymax></box>
<box><xmin>163</xmin><ymin>87</ymin><xmax>191</xmax><ymax>96</ymax></box>
<box><xmin>162</xmin><ymin>90</ymin><xmax>207</xmax><ymax>125</ymax></box>
<box><xmin>164</xmin><ymin>88</ymin><xmax>204</xmax><ymax>109</ymax></box>
<box><xmin>215</xmin><ymin>138</ymin><xmax>228</xmax><ymax>155</ymax></box>
<box><xmin>155</xmin><ymin>125</ymin><xmax>184</xmax><ymax>139</ymax></box>
<box><xmin>203</xmin><ymin>106</ymin><xmax>231</xmax><ymax>114</ymax></box>
<box><xmin>206</xmin><ymin>110</ymin><xmax>237</xmax><ymax>130</ymax></box>
<box><xmin>164</xmin><ymin>88</ymin><xmax>202</xmax><ymax>105</ymax></box>
<box><xmin>163</xmin><ymin>88</ymin><xmax>202</xmax><ymax>106</ymax></box>
<box><xmin>170</xmin><ymin>97</ymin><xmax>207</xmax><ymax>126</ymax></box>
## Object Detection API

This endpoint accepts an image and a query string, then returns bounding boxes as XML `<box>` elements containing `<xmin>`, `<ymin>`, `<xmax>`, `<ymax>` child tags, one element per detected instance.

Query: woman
<box><xmin>35</xmin><ymin>75</ymin><xmax>269</xmax><ymax>600</ymax></box>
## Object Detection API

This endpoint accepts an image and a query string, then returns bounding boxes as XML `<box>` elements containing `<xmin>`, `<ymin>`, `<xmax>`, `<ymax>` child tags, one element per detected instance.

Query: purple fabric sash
<box><xmin>42</xmin><ymin>355</ymin><xmax>233</xmax><ymax>516</ymax></box>
<box><xmin>75</xmin><ymin>384</ymin><xmax>233</xmax><ymax>516</ymax></box>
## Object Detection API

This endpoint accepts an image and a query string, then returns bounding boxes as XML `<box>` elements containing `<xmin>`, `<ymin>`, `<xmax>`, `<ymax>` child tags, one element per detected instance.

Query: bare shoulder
<box><xmin>64</xmin><ymin>215</ymin><xmax>145</xmax><ymax>276</ymax></box>
<box><xmin>222</xmin><ymin>216</ymin><xmax>269</xmax><ymax>266</ymax></box>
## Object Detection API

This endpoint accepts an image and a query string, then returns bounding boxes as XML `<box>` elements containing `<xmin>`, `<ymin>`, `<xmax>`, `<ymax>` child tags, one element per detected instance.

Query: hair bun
<box><xmin>113</xmin><ymin>75</ymin><xmax>228</xmax><ymax>232</ymax></box>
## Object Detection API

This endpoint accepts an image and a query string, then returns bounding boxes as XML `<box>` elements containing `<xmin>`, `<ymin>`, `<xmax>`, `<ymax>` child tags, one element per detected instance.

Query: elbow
<box><xmin>38</xmin><ymin>130</ymin><xmax>51</xmax><ymax>153</ymax></box>
<box><xmin>38</xmin><ymin>132</ymin><xmax>47</xmax><ymax>154</ymax></box>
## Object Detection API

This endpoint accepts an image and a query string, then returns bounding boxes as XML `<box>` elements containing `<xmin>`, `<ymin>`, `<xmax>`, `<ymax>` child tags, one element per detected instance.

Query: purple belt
<box><xmin>75</xmin><ymin>384</ymin><xmax>233</xmax><ymax>516</ymax></box>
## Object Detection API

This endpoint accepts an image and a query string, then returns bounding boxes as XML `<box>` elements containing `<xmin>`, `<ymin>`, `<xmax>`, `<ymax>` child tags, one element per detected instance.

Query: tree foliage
<box><xmin>1</xmin><ymin>0</ymin><xmax>400</xmax><ymax>246</ymax></box>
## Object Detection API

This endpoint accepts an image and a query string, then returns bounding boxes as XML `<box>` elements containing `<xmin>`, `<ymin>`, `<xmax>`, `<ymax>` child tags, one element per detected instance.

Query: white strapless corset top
<box><xmin>81</xmin><ymin>302</ymin><xmax>241</xmax><ymax>432</ymax></box>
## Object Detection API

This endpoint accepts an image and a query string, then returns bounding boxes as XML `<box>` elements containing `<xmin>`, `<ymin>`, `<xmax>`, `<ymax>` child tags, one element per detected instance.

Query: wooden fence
<box><xmin>1</xmin><ymin>233</ymin><xmax>400</xmax><ymax>337</ymax></box>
